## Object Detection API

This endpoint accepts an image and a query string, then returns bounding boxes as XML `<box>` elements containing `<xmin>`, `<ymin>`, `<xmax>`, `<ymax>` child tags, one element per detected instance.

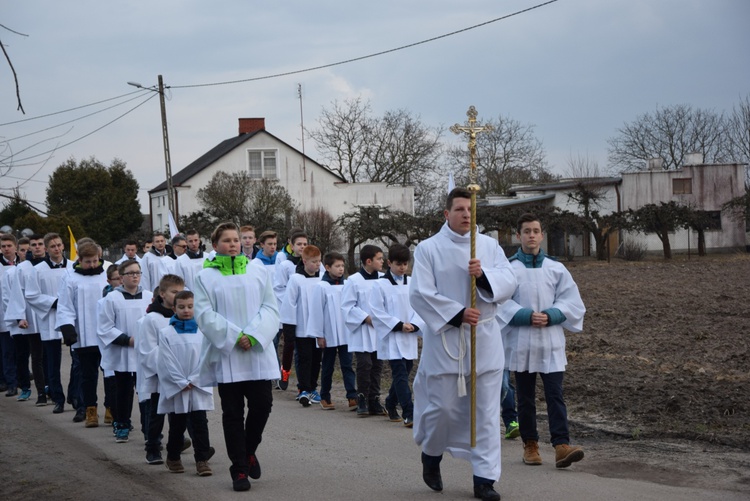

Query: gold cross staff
<box><xmin>450</xmin><ymin>106</ymin><xmax>493</xmax><ymax>448</ymax></box>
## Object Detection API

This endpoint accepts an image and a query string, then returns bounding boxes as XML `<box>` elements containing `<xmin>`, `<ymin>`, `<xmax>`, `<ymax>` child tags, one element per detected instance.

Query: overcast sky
<box><xmin>1</xmin><ymin>0</ymin><xmax>748</xmax><ymax>213</ymax></box>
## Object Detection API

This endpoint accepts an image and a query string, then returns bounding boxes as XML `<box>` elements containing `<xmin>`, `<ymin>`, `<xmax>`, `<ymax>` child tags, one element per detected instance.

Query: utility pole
<box><xmin>158</xmin><ymin>75</ymin><xmax>176</xmax><ymax>219</ymax></box>
<box><xmin>298</xmin><ymin>83</ymin><xmax>306</xmax><ymax>182</ymax></box>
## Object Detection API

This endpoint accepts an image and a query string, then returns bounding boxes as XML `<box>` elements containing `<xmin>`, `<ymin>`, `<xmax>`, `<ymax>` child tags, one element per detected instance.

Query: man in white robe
<box><xmin>409</xmin><ymin>188</ymin><xmax>516</xmax><ymax>501</ymax></box>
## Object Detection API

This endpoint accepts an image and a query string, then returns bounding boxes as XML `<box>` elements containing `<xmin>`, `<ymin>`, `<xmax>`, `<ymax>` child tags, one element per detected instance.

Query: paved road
<box><xmin>0</xmin><ymin>352</ymin><xmax>745</xmax><ymax>500</ymax></box>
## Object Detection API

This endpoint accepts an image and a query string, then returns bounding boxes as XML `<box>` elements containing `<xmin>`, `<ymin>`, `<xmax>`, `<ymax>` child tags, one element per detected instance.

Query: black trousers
<box><xmin>217</xmin><ymin>380</ymin><xmax>273</xmax><ymax>478</ymax></box>
<box><xmin>14</xmin><ymin>333</ymin><xmax>45</xmax><ymax>394</ymax></box>
<box><xmin>167</xmin><ymin>411</ymin><xmax>211</xmax><ymax>461</ymax></box>
<box><xmin>76</xmin><ymin>346</ymin><xmax>100</xmax><ymax>408</ymax></box>
<box><xmin>355</xmin><ymin>351</ymin><xmax>383</xmax><ymax>402</ymax></box>
<box><xmin>295</xmin><ymin>337</ymin><xmax>322</xmax><ymax>392</ymax></box>
<box><xmin>114</xmin><ymin>371</ymin><xmax>135</xmax><ymax>428</ymax></box>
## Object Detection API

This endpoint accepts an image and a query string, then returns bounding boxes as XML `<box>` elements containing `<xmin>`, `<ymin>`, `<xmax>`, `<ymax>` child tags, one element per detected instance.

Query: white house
<box><xmin>149</xmin><ymin>118</ymin><xmax>414</xmax><ymax>232</ymax></box>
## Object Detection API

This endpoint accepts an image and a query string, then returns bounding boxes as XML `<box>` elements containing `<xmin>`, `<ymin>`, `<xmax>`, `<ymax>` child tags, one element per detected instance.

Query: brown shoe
<box><xmin>84</xmin><ymin>406</ymin><xmax>99</xmax><ymax>428</ymax></box>
<box><xmin>348</xmin><ymin>398</ymin><xmax>358</xmax><ymax>411</ymax></box>
<box><xmin>166</xmin><ymin>458</ymin><xmax>185</xmax><ymax>473</ymax></box>
<box><xmin>195</xmin><ymin>461</ymin><xmax>212</xmax><ymax>476</ymax></box>
<box><xmin>320</xmin><ymin>399</ymin><xmax>335</xmax><ymax>410</ymax></box>
<box><xmin>523</xmin><ymin>440</ymin><xmax>542</xmax><ymax>465</ymax></box>
<box><xmin>104</xmin><ymin>407</ymin><xmax>113</xmax><ymax>425</ymax></box>
<box><xmin>554</xmin><ymin>444</ymin><xmax>584</xmax><ymax>468</ymax></box>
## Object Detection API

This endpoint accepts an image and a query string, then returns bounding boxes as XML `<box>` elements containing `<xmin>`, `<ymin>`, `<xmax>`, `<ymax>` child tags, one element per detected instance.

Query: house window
<box><xmin>248</xmin><ymin>150</ymin><xmax>278</xmax><ymax>179</ymax></box>
<box><xmin>703</xmin><ymin>211</ymin><xmax>722</xmax><ymax>231</ymax></box>
<box><xmin>673</xmin><ymin>178</ymin><xmax>692</xmax><ymax>195</ymax></box>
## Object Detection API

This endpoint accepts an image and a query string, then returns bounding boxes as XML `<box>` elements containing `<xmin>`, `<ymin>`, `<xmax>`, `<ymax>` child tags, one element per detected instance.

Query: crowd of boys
<box><xmin>0</xmin><ymin>198</ymin><xmax>586</xmax><ymax>499</ymax></box>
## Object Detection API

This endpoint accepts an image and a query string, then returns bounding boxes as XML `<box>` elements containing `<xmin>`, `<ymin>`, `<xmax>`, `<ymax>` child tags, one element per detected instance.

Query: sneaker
<box><xmin>369</xmin><ymin>399</ymin><xmax>388</xmax><ymax>416</ymax></box>
<box><xmin>182</xmin><ymin>437</ymin><xmax>192</xmax><ymax>452</ymax></box>
<box><xmin>196</xmin><ymin>461</ymin><xmax>212</xmax><ymax>476</ymax></box>
<box><xmin>146</xmin><ymin>451</ymin><xmax>164</xmax><ymax>465</ymax></box>
<box><xmin>5</xmin><ymin>387</ymin><xmax>18</xmax><ymax>397</ymax></box>
<box><xmin>298</xmin><ymin>391</ymin><xmax>311</xmax><ymax>407</ymax></box>
<box><xmin>72</xmin><ymin>406</ymin><xmax>86</xmax><ymax>422</ymax></box>
<box><xmin>554</xmin><ymin>443</ymin><xmax>584</xmax><ymax>468</ymax></box>
<box><xmin>348</xmin><ymin>398</ymin><xmax>358</xmax><ymax>411</ymax></box>
<box><xmin>35</xmin><ymin>395</ymin><xmax>47</xmax><ymax>406</ymax></box>
<box><xmin>309</xmin><ymin>390</ymin><xmax>321</xmax><ymax>404</ymax></box>
<box><xmin>386</xmin><ymin>406</ymin><xmax>401</xmax><ymax>422</ymax></box>
<box><xmin>84</xmin><ymin>406</ymin><xmax>99</xmax><ymax>428</ymax></box>
<box><xmin>279</xmin><ymin>368</ymin><xmax>290</xmax><ymax>391</ymax></box>
<box><xmin>115</xmin><ymin>428</ymin><xmax>130</xmax><ymax>443</ymax></box>
<box><xmin>248</xmin><ymin>453</ymin><xmax>261</xmax><ymax>479</ymax></box>
<box><xmin>104</xmin><ymin>407</ymin><xmax>113</xmax><ymax>425</ymax></box>
<box><xmin>320</xmin><ymin>399</ymin><xmax>335</xmax><ymax>410</ymax></box>
<box><xmin>295</xmin><ymin>390</ymin><xmax>302</xmax><ymax>400</ymax></box>
<box><xmin>17</xmin><ymin>389</ymin><xmax>32</xmax><ymax>401</ymax></box>
<box><xmin>52</xmin><ymin>402</ymin><xmax>64</xmax><ymax>414</ymax></box>
<box><xmin>112</xmin><ymin>422</ymin><xmax>118</xmax><ymax>435</ymax></box>
<box><xmin>233</xmin><ymin>473</ymin><xmax>251</xmax><ymax>491</ymax></box>
<box><xmin>523</xmin><ymin>440</ymin><xmax>542</xmax><ymax>465</ymax></box>
<box><xmin>273</xmin><ymin>379</ymin><xmax>281</xmax><ymax>390</ymax></box>
<box><xmin>505</xmin><ymin>420</ymin><xmax>520</xmax><ymax>439</ymax></box>
<box><xmin>356</xmin><ymin>393</ymin><xmax>369</xmax><ymax>417</ymax></box>
<box><xmin>166</xmin><ymin>458</ymin><xmax>185</xmax><ymax>473</ymax></box>
<box><xmin>403</xmin><ymin>417</ymin><xmax>414</xmax><ymax>428</ymax></box>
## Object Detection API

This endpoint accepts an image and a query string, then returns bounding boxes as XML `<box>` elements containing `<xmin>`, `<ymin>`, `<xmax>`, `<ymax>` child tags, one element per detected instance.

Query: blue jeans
<box><xmin>42</xmin><ymin>339</ymin><xmax>65</xmax><ymax>405</ymax></box>
<box><xmin>501</xmin><ymin>369</ymin><xmax>518</xmax><ymax>428</ymax></box>
<box><xmin>0</xmin><ymin>332</ymin><xmax>17</xmax><ymax>388</ymax></box>
<box><xmin>385</xmin><ymin>358</ymin><xmax>414</xmax><ymax>419</ymax></box>
<box><xmin>515</xmin><ymin>371</ymin><xmax>569</xmax><ymax>446</ymax></box>
<box><xmin>320</xmin><ymin>344</ymin><xmax>357</xmax><ymax>401</ymax></box>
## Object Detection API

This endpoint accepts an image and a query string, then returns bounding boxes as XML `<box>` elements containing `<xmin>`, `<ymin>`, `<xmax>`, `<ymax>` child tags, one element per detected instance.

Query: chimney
<box><xmin>683</xmin><ymin>152</ymin><xmax>704</xmax><ymax>166</ymax></box>
<box><xmin>238</xmin><ymin>118</ymin><xmax>265</xmax><ymax>135</ymax></box>
<box><xmin>647</xmin><ymin>158</ymin><xmax>664</xmax><ymax>170</ymax></box>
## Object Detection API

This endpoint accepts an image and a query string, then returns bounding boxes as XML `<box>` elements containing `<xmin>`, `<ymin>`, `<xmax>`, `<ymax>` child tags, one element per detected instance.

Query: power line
<box><xmin>8</xmin><ymin>92</ymin><xmax>158</xmax><ymax>164</ymax></box>
<box><xmin>0</xmin><ymin>89</ymin><xmax>147</xmax><ymax>127</ymax></box>
<box><xmin>171</xmin><ymin>0</ymin><xmax>559</xmax><ymax>90</ymax></box>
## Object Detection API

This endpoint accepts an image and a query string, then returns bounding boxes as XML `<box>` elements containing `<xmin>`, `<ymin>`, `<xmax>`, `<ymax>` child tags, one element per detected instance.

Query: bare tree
<box><xmin>447</xmin><ymin>113</ymin><xmax>552</xmax><ymax>195</ymax></box>
<box><xmin>308</xmin><ymin>97</ymin><xmax>373</xmax><ymax>182</ymax></box>
<box><xmin>726</xmin><ymin>94</ymin><xmax>750</xmax><ymax>178</ymax></box>
<box><xmin>565</xmin><ymin>151</ymin><xmax>602</xmax><ymax>179</ymax></box>
<box><xmin>607</xmin><ymin>104</ymin><xmax>729</xmax><ymax>172</ymax></box>
<box><xmin>294</xmin><ymin>207</ymin><xmax>343</xmax><ymax>253</ymax></box>
<box><xmin>0</xmin><ymin>24</ymin><xmax>28</xmax><ymax>114</ymax></box>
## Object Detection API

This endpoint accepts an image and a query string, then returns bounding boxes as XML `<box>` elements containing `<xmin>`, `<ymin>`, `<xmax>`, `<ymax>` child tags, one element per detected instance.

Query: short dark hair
<box><xmin>171</xmin><ymin>235</ymin><xmax>186</xmax><ymax>245</ymax></box>
<box><xmin>106</xmin><ymin>263</ymin><xmax>120</xmax><ymax>279</ymax></box>
<box><xmin>211</xmin><ymin>222</ymin><xmax>239</xmax><ymax>246</ymax></box>
<box><xmin>0</xmin><ymin>234</ymin><xmax>17</xmax><ymax>244</ymax></box>
<box><xmin>185</xmin><ymin>229</ymin><xmax>199</xmax><ymax>237</ymax></box>
<box><xmin>516</xmin><ymin>213</ymin><xmax>543</xmax><ymax>233</ymax></box>
<box><xmin>359</xmin><ymin>244</ymin><xmax>382</xmax><ymax>265</ymax></box>
<box><xmin>290</xmin><ymin>231</ymin><xmax>308</xmax><ymax>245</ymax></box>
<box><xmin>18</xmin><ymin>237</ymin><xmax>30</xmax><ymax>246</ymax></box>
<box><xmin>387</xmin><ymin>243</ymin><xmax>410</xmax><ymax>264</ymax></box>
<box><xmin>29</xmin><ymin>233</ymin><xmax>45</xmax><ymax>241</ymax></box>
<box><xmin>159</xmin><ymin>274</ymin><xmax>185</xmax><ymax>290</ymax></box>
<box><xmin>446</xmin><ymin>187</ymin><xmax>472</xmax><ymax>210</ymax></box>
<box><xmin>258</xmin><ymin>230</ymin><xmax>277</xmax><ymax>244</ymax></box>
<box><xmin>123</xmin><ymin>239</ymin><xmax>138</xmax><ymax>248</ymax></box>
<box><xmin>43</xmin><ymin>233</ymin><xmax>62</xmax><ymax>247</ymax></box>
<box><xmin>174</xmin><ymin>290</ymin><xmax>194</xmax><ymax>302</ymax></box>
<box><xmin>117</xmin><ymin>259</ymin><xmax>140</xmax><ymax>276</ymax></box>
<box><xmin>323</xmin><ymin>252</ymin><xmax>345</xmax><ymax>268</ymax></box>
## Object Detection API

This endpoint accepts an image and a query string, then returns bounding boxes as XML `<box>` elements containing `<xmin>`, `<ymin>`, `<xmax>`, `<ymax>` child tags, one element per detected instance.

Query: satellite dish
<box><xmin>21</xmin><ymin>228</ymin><xmax>34</xmax><ymax>237</ymax></box>
<box><xmin>0</xmin><ymin>225</ymin><xmax>12</xmax><ymax>234</ymax></box>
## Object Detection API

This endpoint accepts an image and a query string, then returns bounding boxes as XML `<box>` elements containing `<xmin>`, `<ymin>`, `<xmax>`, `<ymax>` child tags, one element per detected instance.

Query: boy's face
<box><xmin>260</xmin><ymin>238</ymin><xmax>277</xmax><ymax>257</ymax></box>
<box><xmin>120</xmin><ymin>263</ymin><xmax>141</xmax><ymax>289</ymax></box>
<box><xmin>389</xmin><ymin>260</ymin><xmax>409</xmax><ymax>277</ymax></box>
<box><xmin>241</xmin><ymin>231</ymin><xmax>256</xmax><ymax>250</ymax></box>
<box><xmin>291</xmin><ymin>237</ymin><xmax>307</xmax><ymax>256</ymax></box>
<box><xmin>444</xmin><ymin>196</ymin><xmax>472</xmax><ymax>236</ymax></box>
<box><xmin>47</xmin><ymin>238</ymin><xmax>65</xmax><ymax>261</ymax></box>
<box><xmin>17</xmin><ymin>243</ymin><xmax>29</xmax><ymax>261</ymax></box>
<box><xmin>1</xmin><ymin>240</ymin><xmax>17</xmax><ymax>260</ymax></box>
<box><xmin>124</xmin><ymin>244</ymin><xmax>138</xmax><ymax>258</ymax></box>
<box><xmin>29</xmin><ymin>238</ymin><xmax>46</xmax><ymax>258</ymax></box>
<box><xmin>303</xmin><ymin>255</ymin><xmax>321</xmax><ymax>275</ymax></box>
<box><xmin>215</xmin><ymin>229</ymin><xmax>240</xmax><ymax>256</ymax></box>
<box><xmin>326</xmin><ymin>260</ymin><xmax>345</xmax><ymax>279</ymax></box>
<box><xmin>174</xmin><ymin>298</ymin><xmax>194</xmax><ymax>320</ymax></box>
<box><xmin>79</xmin><ymin>254</ymin><xmax>99</xmax><ymax>269</ymax></box>
<box><xmin>153</xmin><ymin>235</ymin><xmax>166</xmax><ymax>251</ymax></box>
<box><xmin>517</xmin><ymin>221</ymin><xmax>544</xmax><ymax>254</ymax></box>
<box><xmin>108</xmin><ymin>271</ymin><xmax>122</xmax><ymax>287</ymax></box>
<box><xmin>160</xmin><ymin>285</ymin><xmax>185</xmax><ymax>309</ymax></box>
<box><xmin>366</xmin><ymin>252</ymin><xmax>384</xmax><ymax>272</ymax></box>
<box><xmin>143</xmin><ymin>242</ymin><xmax>152</xmax><ymax>253</ymax></box>
<box><xmin>186</xmin><ymin>234</ymin><xmax>201</xmax><ymax>252</ymax></box>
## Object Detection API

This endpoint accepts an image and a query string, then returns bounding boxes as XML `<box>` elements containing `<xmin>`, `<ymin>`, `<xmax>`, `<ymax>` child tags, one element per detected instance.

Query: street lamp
<box><xmin>128</xmin><ymin>75</ymin><xmax>176</xmax><ymax>220</ymax></box>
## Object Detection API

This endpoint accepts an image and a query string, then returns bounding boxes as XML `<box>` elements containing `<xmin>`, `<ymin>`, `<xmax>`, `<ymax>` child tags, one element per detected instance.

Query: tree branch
<box><xmin>0</xmin><ymin>37</ymin><xmax>25</xmax><ymax>114</ymax></box>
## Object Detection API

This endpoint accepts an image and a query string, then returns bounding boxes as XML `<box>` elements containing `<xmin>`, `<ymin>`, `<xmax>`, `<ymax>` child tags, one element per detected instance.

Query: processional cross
<box><xmin>450</xmin><ymin>106</ymin><xmax>494</xmax><ymax>448</ymax></box>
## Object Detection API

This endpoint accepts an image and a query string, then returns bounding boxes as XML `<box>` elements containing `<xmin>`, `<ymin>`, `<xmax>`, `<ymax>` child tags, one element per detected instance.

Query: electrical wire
<box><xmin>171</xmin><ymin>0</ymin><xmax>559</xmax><ymax>90</ymax></box>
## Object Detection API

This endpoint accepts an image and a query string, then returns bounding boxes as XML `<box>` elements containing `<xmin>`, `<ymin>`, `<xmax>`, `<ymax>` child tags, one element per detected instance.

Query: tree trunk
<box><xmin>697</xmin><ymin>229</ymin><xmax>706</xmax><ymax>256</ymax></box>
<box><xmin>659</xmin><ymin>230</ymin><xmax>672</xmax><ymax>259</ymax></box>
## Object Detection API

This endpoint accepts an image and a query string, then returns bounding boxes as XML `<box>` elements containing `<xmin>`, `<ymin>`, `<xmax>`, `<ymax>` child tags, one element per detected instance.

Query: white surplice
<box><xmin>409</xmin><ymin>222</ymin><xmax>516</xmax><ymax>481</ymax></box>
<box><xmin>156</xmin><ymin>325</ymin><xmax>214</xmax><ymax>414</ymax></box>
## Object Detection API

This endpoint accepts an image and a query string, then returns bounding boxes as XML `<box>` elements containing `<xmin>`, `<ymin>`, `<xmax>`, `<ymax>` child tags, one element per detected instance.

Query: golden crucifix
<box><xmin>450</xmin><ymin>105</ymin><xmax>493</xmax><ymax>448</ymax></box>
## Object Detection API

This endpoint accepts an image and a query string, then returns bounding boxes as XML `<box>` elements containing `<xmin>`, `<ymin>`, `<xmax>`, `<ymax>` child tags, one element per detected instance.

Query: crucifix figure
<box><xmin>450</xmin><ymin>106</ymin><xmax>493</xmax><ymax>447</ymax></box>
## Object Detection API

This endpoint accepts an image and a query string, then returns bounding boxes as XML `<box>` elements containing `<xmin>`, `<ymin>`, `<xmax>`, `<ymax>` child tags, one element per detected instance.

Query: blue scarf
<box><xmin>169</xmin><ymin>315</ymin><xmax>198</xmax><ymax>334</ymax></box>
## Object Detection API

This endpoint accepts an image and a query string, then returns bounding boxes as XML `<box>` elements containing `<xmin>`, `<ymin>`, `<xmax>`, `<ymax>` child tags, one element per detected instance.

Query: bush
<box><xmin>618</xmin><ymin>239</ymin><xmax>647</xmax><ymax>261</ymax></box>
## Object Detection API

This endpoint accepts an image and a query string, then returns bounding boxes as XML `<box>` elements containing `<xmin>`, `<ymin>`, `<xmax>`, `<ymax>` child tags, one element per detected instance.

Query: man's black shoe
<box><xmin>5</xmin><ymin>387</ymin><xmax>18</xmax><ymax>397</ymax></box>
<box><xmin>52</xmin><ymin>402</ymin><xmax>64</xmax><ymax>414</ymax></box>
<box><xmin>422</xmin><ymin>463</ymin><xmax>443</xmax><ymax>491</ymax></box>
<box><xmin>369</xmin><ymin>399</ymin><xmax>388</xmax><ymax>416</ymax></box>
<box><xmin>386</xmin><ymin>405</ymin><xmax>401</xmax><ymax>422</ymax></box>
<box><xmin>474</xmin><ymin>483</ymin><xmax>501</xmax><ymax>501</ymax></box>
<box><xmin>233</xmin><ymin>473</ymin><xmax>251</xmax><ymax>492</ymax></box>
<box><xmin>248</xmin><ymin>453</ymin><xmax>261</xmax><ymax>479</ymax></box>
<box><xmin>206</xmin><ymin>446</ymin><xmax>215</xmax><ymax>461</ymax></box>
<box><xmin>0</xmin><ymin>383</ymin><xmax>7</xmax><ymax>392</ymax></box>
<box><xmin>72</xmin><ymin>406</ymin><xmax>86</xmax><ymax>422</ymax></box>
<box><xmin>356</xmin><ymin>393</ymin><xmax>369</xmax><ymax>417</ymax></box>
